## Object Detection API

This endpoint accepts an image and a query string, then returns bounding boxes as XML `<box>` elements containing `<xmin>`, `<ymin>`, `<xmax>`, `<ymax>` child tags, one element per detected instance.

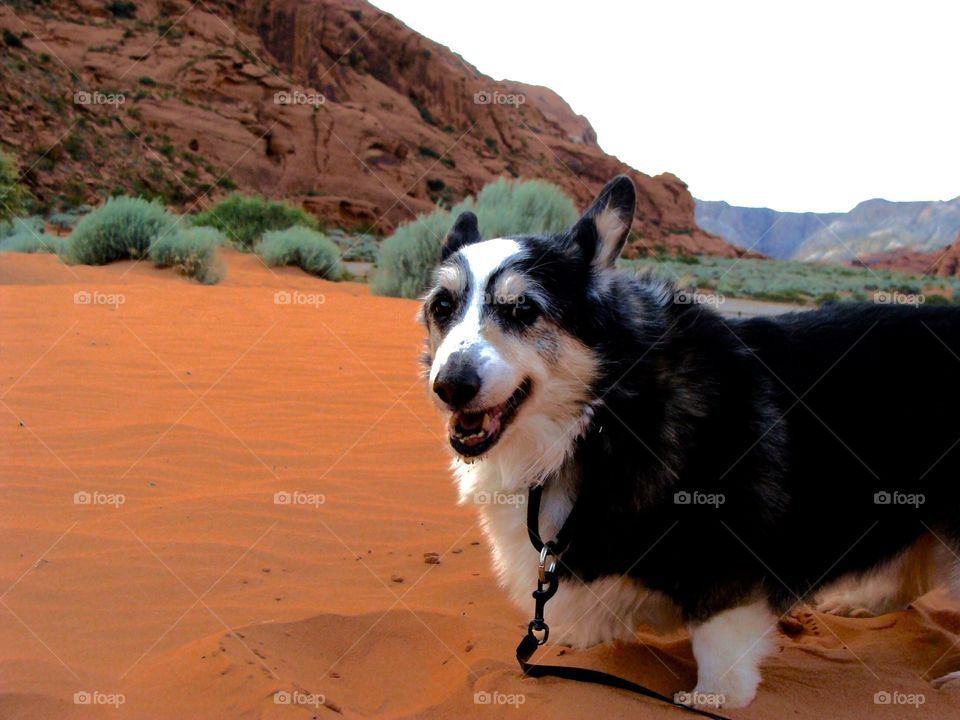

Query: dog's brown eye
<box><xmin>432</xmin><ymin>294</ymin><xmax>454</xmax><ymax>321</ymax></box>
<box><xmin>510</xmin><ymin>300</ymin><xmax>540</xmax><ymax>324</ymax></box>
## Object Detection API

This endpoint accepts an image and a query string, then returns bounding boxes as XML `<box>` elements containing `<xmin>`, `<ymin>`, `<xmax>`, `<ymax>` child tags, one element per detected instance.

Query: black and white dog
<box><xmin>420</xmin><ymin>176</ymin><xmax>960</xmax><ymax>708</ymax></box>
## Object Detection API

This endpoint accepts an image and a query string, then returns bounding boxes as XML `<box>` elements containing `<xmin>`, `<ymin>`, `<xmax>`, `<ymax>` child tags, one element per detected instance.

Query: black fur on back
<box><xmin>507</xmin><ymin>234</ymin><xmax>960</xmax><ymax>622</ymax></box>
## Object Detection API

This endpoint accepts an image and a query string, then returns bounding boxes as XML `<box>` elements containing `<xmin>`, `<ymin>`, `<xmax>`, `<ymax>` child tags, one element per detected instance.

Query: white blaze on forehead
<box><xmin>429</xmin><ymin>238</ymin><xmax>522</xmax><ymax>387</ymax></box>
<box><xmin>459</xmin><ymin>237</ymin><xmax>522</xmax><ymax>283</ymax></box>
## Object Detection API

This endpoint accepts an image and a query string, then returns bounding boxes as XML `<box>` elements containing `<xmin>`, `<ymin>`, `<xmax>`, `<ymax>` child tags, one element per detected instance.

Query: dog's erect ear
<box><xmin>567</xmin><ymin>175</ymin><xmax>636</xmax><ymax>269</ymax></box>
<box><xmin>442</xmin><ymin>211</ymin><xmax>481</xmax><ymax>261</ymax></box>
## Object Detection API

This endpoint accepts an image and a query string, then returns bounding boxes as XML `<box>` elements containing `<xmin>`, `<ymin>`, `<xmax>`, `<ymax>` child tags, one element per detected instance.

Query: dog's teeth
<box><xmin>482</xmin><ymin>414</ymin><xmax>491</xmax><ymax>432</ymax></box>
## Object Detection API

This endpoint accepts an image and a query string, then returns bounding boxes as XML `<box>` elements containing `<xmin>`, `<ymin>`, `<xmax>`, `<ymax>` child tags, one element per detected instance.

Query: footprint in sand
<box><xmin>794</xmin><ymin>609</ymin><xmax>824</xmax><ymax>638</ymax></box>
<box><xmin>781</xmin><ymin>608</ymin><xmax>841</xmax><ymax>649</ymax></box>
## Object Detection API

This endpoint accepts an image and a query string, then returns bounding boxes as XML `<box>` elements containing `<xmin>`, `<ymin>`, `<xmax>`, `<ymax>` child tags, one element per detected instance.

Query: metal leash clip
<box><xmin>538</xmin><ymin>542</ymin><xmax>558</xmax><ymax>582</ymax></box>
<box><xmin>526</xmin><ymin>540</ymin><xmax>560</xmax><ymax>646</ymax></box>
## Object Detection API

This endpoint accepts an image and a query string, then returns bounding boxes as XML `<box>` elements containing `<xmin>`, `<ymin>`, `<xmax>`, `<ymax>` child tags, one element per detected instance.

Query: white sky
<box><xmin>370</xmin><ymin>0</ymin><xmax>958</xmax><ymax>213</ymax></box>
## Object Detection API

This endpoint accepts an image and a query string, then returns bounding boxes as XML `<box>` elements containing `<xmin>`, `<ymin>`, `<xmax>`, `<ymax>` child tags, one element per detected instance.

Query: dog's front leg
<box><xmin>682</xmin><ymin>599</ymin><xmax>778</xmax><ymax>709</ymax></box>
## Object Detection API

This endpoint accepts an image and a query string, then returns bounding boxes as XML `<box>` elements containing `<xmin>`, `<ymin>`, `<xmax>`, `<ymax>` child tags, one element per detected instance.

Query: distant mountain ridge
<box><xmin>694</xmin><ymin>201</ymin><xmax>843</xmax><ymax>259</ymax></box>
<box><xmin>696</xmin><ymin>197</ymin><xmax>960</xmax><ymax>262</ymax></box>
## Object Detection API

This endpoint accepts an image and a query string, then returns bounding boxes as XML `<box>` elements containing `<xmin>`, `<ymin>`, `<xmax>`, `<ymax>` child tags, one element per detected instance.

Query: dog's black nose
<box><xmin>433</xmin><ymin>360</ymin><xmax>480</xmax><ymax>408</ymax></box>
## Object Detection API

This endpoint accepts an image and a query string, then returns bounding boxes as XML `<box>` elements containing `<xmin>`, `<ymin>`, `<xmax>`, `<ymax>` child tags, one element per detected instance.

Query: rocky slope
<box><xmin>0</xmin><ymin>0</ymin><xmax>742</xmax><ymax>256</ymax></box>
<box><xmin>697</xmin><ymin>197</ymin><xmax>960</xmax><ymax>262</ymax></box>
<box><xmin>854</xmin><ymin>231</ymin><xmax>960</xmax><ymax>277</ymax></box>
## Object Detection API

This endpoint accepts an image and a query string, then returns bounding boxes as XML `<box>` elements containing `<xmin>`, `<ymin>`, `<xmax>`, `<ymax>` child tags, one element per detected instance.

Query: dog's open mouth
<box><xmin>448</xmin><ymin>379</ymin><xmax>532</xmax><ymax>458</ymax></box>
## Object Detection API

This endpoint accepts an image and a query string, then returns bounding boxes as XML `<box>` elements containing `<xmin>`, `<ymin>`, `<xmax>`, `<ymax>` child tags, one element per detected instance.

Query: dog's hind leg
<box><xmin>815</xmin><ymin>534</ymin><xmax>947</xmax><ymax>618</ymax></box>
<box><xmin>681</xmin><ymin>599</ymin><xmax>778</xmax><ymax>710</ymax></box>
<box><xmin>931</xmin><ymin>528</ymin><xmax>960</xmax><ymax>691</ymax></box>
<box><xmin>933</xmin><ymin>672</ymin><xmax>960</xmax><ymax>690</ymax></box>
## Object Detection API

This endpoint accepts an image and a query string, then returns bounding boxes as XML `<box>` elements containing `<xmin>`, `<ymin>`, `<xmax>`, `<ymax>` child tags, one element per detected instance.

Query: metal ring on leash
<box><xmin>538</xmin><ymin>543</ymin><xmax>557</xmax><ymax>582</ymax></box>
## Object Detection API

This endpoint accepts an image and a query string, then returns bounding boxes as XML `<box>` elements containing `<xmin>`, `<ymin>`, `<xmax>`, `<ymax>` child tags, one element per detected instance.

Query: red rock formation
<box><xmin>853</xmin><ymin>232</ymin><xmax>960</xmax><ymax>277</ymax></box>
<box><xmin>930</xmin><ymin>233</ymin><xmax>960</xmax><ymax>276</ymax></box>
<box><xmin>0</xmin><ymin>0</ymin><xmax>745</xmax><ymax>256</ymax></box>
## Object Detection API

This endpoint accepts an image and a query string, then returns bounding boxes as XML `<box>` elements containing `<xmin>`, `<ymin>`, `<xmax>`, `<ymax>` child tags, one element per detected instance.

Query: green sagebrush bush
<box><xmin>67</xmin><ymin>196</ymin><xmax>177</xmax><ymax>264</ymax></box>
<box><xmin>326</xmin><ymin>228</ymin><xmax>380</xmax><ymax>263</ymax></box>
<box><xmin>63</xmin><ymin>197</ymin><xmax>224</xmax><ymax>283</ymax></box>
<box><xmin>0</xmin><ymin>217</ymin><xmax>67</xmax><ymax>254</ymax></box>
<box><xmin>192</xmin><ymin>195</ymin><xmax>318</xmax><ymax>251</ymax></box>
<box><xmin>0</xmin><ymin>151</ymin><xmax>30</xmax><ymax>224</ymax></box>
<box><xmin>0</xmin><ymin>232</ymin><xmax>67</xmax><ymax>255</ymax></box>
<box><xmin>150</xmin><ymin>226</ymin><xmax>226</xmax><ymax>284</ymax></box>
<box><xmin>371</xmin><ymin>178</ymin><xmax>578</xmax><ymax>298</ymax></box>
<box><xmin>256</xmin><ymin>226</ymin><xmax>344</xmax><ymax>280</ymax></box>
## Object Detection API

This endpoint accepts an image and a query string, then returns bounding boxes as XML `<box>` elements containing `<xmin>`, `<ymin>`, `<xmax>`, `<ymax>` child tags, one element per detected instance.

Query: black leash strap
<box><xmin>517</xmin><ymin>485</ymin><xmax>732</xmax><ymax>720</ymax></box>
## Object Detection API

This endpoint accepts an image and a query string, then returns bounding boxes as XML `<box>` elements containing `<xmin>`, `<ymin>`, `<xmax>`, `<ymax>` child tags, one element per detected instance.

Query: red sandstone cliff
<box><xmin>0</xmin><ymin>0</ymin><xmax>745</xmax><ymax>256</ymax></box>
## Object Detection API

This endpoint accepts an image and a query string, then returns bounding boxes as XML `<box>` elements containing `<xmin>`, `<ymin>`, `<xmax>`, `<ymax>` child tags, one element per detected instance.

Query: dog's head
<box><xmin>421</xmin><ymin>176</ymin><xmax>636</xmax><ymax>467</ymax></box>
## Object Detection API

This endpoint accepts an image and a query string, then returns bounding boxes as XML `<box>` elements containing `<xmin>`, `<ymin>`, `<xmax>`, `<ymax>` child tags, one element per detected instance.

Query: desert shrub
<box><xmin>371</xmin><ymin>178</ymin><xmax>578</xmax><ymax>298</ymax></box>
<box><xmin>67</xmin><ymin>196</ymin><xmax>177</xmax><ymax>264</ymax></box>
<box><xmin>894</xmin><ymin>282</ymin><xmax>922</xmax><ymax>294</ymax></box>
<box><xmin>192</xmin><ymin>195</ymin><xmax>318</xmax><ymax>251</ymax></box>
<box><xmin>47</xmin><ymin>209</ymin><xmax>88</xmax><ymax>232</ymax></box>
<box><xmin>0</xmin><ymin>152</ymin><xmax>30</xmax><ymax>223</ymax></box>
<box><xmin>150</xmin><ymin>226</ymin><xmax>225</xmax><ymax>284</ymax></box>
<box><xmin>326</xmin><ymin>228</ymin><xmax>380</xmax><ymax>263</ymax></box>
<box><xmin>1</xmin><ymin>215</ymin><xmax>44</xmax><ymax>237</ymax></box>
<box><xmin>371</xmin><ymin>211</ymin><xmax>452</xmax><ymax>298</ymax></box>
<box><xmin>0</xmin><ymin>216</ymin><xmax>64</xmax><ymax>254</ymax></box>
<box><xmin>107</xmin><ymin>1</ymin><xmax>136</xmax><ymax>18</ymax></box>
<box><xmin>0</xmin><ymin>227</ymin><xmax>67</xmax><ymax>254</ymax></box>
<box><xmin>468</xmin><ymin>178</ymin><xmax>579</xmax><ymax>238</ymax></box>
<box><xmin>3</xmin><ymin>28</ymin><xmax>23</xmax><ymax>48</ymax></box>
<box><xmin>256</xmin><ymin>226</ymin><xmax>343</xmax><ymax>280</ymax></box>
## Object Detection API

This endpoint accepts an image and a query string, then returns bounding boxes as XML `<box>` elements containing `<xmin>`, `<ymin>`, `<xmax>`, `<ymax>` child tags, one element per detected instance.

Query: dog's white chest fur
<box><xmin>455</xmin><ymin>458</ymin><xmax>682</xmax><ymax>647</ymax></box>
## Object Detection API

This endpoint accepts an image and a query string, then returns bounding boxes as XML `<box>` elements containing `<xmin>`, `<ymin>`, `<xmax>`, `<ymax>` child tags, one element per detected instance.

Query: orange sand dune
<box><xmin>1</xmin><ymin>252</ymin><xmax>958</xmax><ymax>719</ymax></box>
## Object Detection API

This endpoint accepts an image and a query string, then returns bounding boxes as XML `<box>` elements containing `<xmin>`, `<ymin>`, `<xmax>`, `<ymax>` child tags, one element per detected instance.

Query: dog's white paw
<box><xmin>687</xmin><ymin>675</ymin><xmax>758</xmax><ymax>709</ymax></box>
<box><xmin>932</xmin><ymin>671</ymin><xmax>960</xmax><ymax>690</ymax></box>
<box><xmin>686</xmin><ymin>600</ymin><xmax>776</xmax><ymax>710</ymax></box>
<box><xmin>673</xmin><ymin>685</ymin><xmax>757</xmax><ymax>710</ymax></box>
<box><xmin>815</xmin><ymin>598</ymin><xmax>877</xmax><ymax>618</ymax></box>
<box><xmin>675</xmin><ymin>680</ymin><xmax>755</xmax><ymax>710</ymax></box>
<box><xmin>813</xmin><ymin>579</ymin><xmax>909</xmax><ymax>618</ymax></box>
